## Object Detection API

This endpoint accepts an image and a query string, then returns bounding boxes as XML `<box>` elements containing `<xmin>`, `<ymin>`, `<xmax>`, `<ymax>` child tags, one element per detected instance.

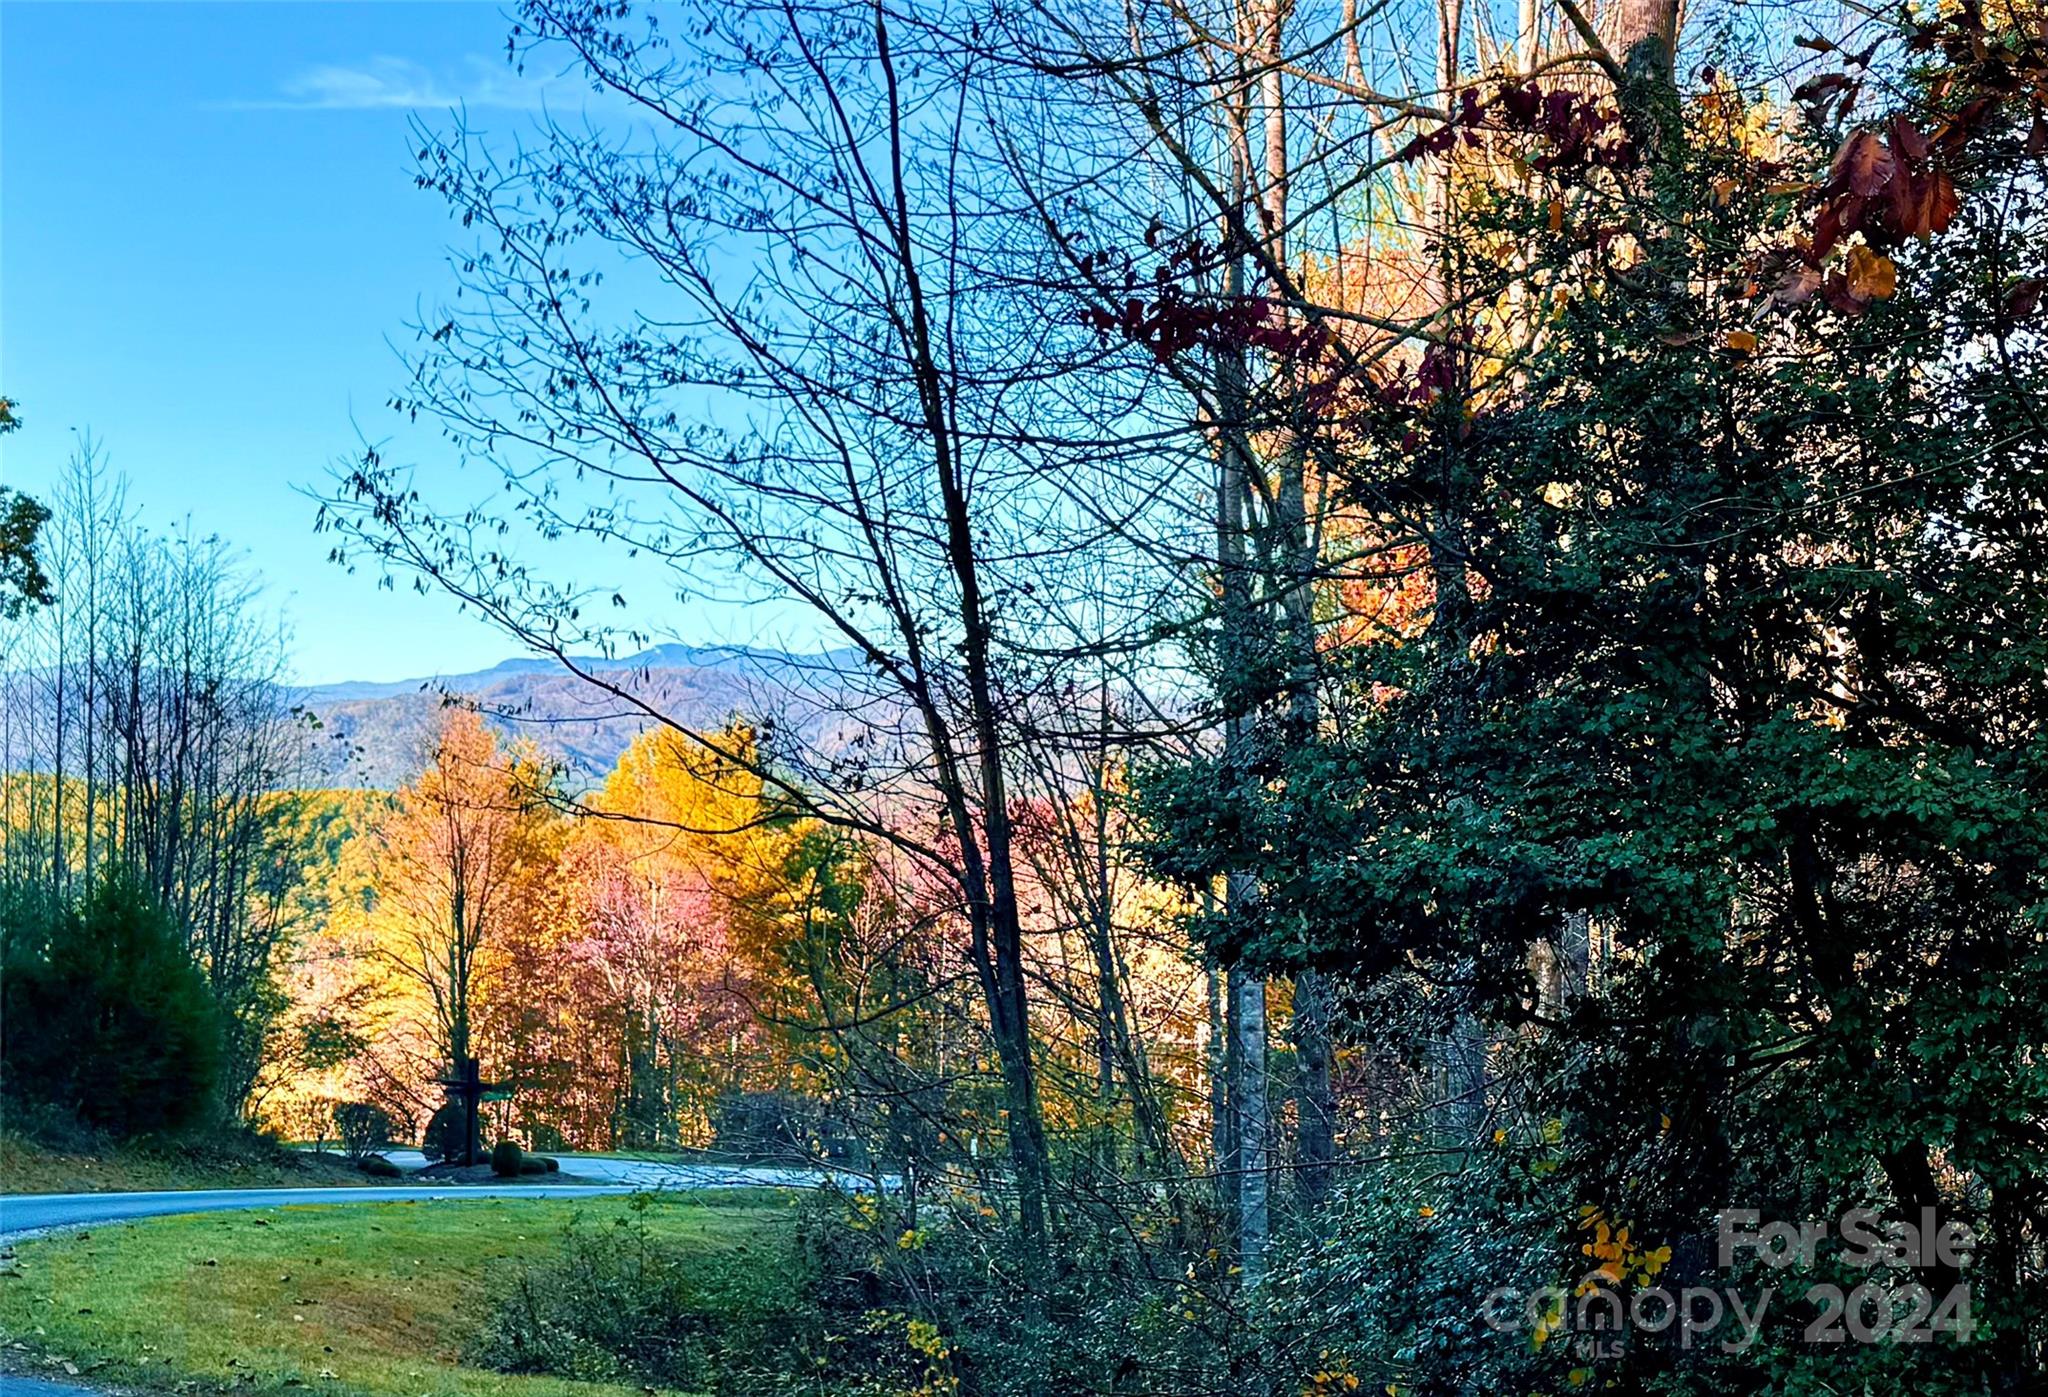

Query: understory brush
<box><xmin>471</xmin><ymin>1193</ymin><xmax>834</xmax><ymax>1393</ymax></box>
<box><xmin>470</xmin><ymin>1187</ymin><xmax>1248</xmax><ymax>1396</ymax></box>
<box><xmin>472</xmin><ymin>1157</ymin><xmax>2025</xmax><ymax>1397</ymax></box>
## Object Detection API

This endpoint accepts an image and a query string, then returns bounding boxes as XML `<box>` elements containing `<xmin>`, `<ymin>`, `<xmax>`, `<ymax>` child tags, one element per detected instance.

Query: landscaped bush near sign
<box><xmin>333</xmin><ymin>1102</ymin><xmax>396</xmax><ymax>1161</ymax></box>
<box><xmin>490</xmin><ymin>1139</ymin><xmax>524</xmax><ymax>1177</ymax></box>
<box><xmin>421</xmin><ymin>1104</ymin><xmax>459</xmax><ymax>1161</ymax></box>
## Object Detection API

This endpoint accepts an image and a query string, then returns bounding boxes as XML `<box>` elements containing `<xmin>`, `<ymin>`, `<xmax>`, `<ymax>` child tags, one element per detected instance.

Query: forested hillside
<box><xmin>294</xmin><ymin>644</ymin><xmax>865</xmax><ymax>788</ymax></box>
<box><xmin>4</xmin><ymin>640</ymin><xmax>855</xmax><ymax>791</ymax></box>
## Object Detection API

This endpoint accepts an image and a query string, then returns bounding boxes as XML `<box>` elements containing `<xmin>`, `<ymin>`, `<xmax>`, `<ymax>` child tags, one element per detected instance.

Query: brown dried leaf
<box><xmin>1813</xmin><ymin>195</ymin><xmax>1865</xmax><ymax>257</ymax></box>
<box><xmin>1832</xmin><ymin>130</ymin><xmax>1896</xmax><ymax>197</ymax></box>
<box><xmin>1774</xmin><ymin>262</ymin><xmax>1824</xmax><ymax>305</ymax></box>
<box><xmin>1846</xmin><ymin>245</ymin><xmax>1897</xmax><ymax>301</ymax></box>
<box><xmin>1890</xmin><ymin>115</ymin><xmax>1930</xmax><ymax>164</ymax></box>
<box><xmin>1889</xmin><ymin>168</ymin><xmax>1958</xmax><ymax>239</ymax></box>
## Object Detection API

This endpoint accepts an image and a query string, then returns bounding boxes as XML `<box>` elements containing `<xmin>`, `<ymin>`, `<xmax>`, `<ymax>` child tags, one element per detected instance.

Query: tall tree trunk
<box><xmin>1610</xmin><ymin>0</ymin><xmax>1681</xmax><ymax>142</ymax></box>
<box><xmin>873</xmin><ymin>0</ymin><xmax>1053</xmax><ymax>1251</ymax></box>
<box><xmin>1257</xmin><ymin>0</ymin><xmax>1339</xmax><ymax>1217</ymax></box>
<box><xmin>1613</xmin><ymin>0</ymin><xmax>1677</xmax><ymax>88</ymax></box>
<box><xmin>1212</xmin><ymin>71</ymin><xmax>1274</xmax><ymax>1277</ymax></box>
<box><xmin>1294</xmin><ymin>971</ymin><xmax>1336</xmax><ymax>1206</ymax></box>
<box><xmin>1208</xmin><ymin>959</ymin><xmax>1237</xmax><ymax>1222</ymax></box>
<box><xmin>1229</xmin><ymin>932</ymin><xmax>1270</xmax><ymax>1286</ymax></box>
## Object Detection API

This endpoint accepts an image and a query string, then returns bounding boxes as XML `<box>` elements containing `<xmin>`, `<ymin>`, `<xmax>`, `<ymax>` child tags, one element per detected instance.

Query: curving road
<box><xmin>1</xmin><ymin>1157</ymin><xmax>887</xmax><ymax>1243</ymax></box>
<box><xmin>0</xmin><ymin>1183</ymin><xmax>645</xmax><ymax>1243</ymax></box>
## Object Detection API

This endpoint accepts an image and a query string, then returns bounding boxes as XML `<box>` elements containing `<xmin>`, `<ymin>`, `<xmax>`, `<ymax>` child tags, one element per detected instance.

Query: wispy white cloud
<box><xmin>217</xmin><ymin>55</ymin><xmax>567</xmax><ymax>112</ymax></box>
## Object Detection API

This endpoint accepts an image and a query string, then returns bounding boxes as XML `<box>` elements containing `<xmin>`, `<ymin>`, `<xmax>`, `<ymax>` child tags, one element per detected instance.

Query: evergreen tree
<box><xmin>2</xmin><ymin>874</ymin><xmax>223</xmax><ymax>1136</ymax></box>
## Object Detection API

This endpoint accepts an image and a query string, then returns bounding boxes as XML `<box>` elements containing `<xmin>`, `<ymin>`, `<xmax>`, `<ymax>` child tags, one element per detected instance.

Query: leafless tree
<box><xmin>322</xmin><ymin>0</ymin><xmax>1224</xmax><ymax>1256</ymax></box>
<box><xmin>1</xmin><ymin>444</ymin><xmax>318</xmax><ymax>1114</ymax></box>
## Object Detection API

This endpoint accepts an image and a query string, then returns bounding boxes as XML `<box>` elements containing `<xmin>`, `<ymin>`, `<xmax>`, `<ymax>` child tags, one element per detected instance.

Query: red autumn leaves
<box><xmin>1081</xmin><ymin>286</ymin><xmax>1320</xmax><ymax>364</ymax></box>
<box><xmin>1754</xmin><ymin>118</ymin><xmax>1954</xmax><ymax>318</ymax></box>
<box><xmin>1396</xmin><ymin>82</ymin><xmax>1639</xmax><ymax>179</ymax></box>
<box><xmin>1812</xmin><ymin>118</ymin><xmax>1959</xmax><ymax>258</ymax></box>
<box><xmin>1774</xmin><ymin>1</ymin><xmax>2048</xmax><ymax>321</ymax></box>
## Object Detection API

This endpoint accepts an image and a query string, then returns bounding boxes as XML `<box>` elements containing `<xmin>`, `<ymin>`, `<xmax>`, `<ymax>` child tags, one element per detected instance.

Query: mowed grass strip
<box><xmin>0</xmin><ymin>1192</ymin><xmax>790</xmax><ymax>1397</ymax></box>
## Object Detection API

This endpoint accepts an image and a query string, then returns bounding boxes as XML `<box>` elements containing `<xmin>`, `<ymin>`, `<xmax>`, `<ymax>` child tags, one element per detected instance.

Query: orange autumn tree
<box><xmin>344</xmin><ymin>709</ymin><xmax>560</xmax><ymax>1130</ymax></box>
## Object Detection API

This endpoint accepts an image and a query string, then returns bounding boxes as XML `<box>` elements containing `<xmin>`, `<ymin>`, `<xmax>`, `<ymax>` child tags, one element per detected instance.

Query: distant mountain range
<box><xmin>297</xmin><ymin>644</ymin><xmax>858</xmax><ymax>788</ymax></box>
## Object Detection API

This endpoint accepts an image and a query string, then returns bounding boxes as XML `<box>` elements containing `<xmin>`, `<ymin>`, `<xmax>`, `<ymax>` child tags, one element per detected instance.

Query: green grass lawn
<box><xmin>0</xmin><ymin>1192</ymin><xmax>793</xmax><ymax>1397</ymax></box>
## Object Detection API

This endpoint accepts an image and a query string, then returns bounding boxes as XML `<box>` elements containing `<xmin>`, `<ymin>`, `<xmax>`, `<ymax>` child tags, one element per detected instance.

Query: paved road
<box><xmin>0</xmin><ymin>1184</ymin><xmax>646</xmax><ymax>1241</ymax></box>
<box><xmin>1</xmin><ymin>1378</ymin><xmax>98</xmax><ymax>1396</ymax></box>
<box><xmin>379</xmin><ymin>1150</ymin><xmax>878</xmax><ymax>1190</ymax></box>
<box><xmin>1</xmin><ymin>1157</ymin><xmax>889</xmax><ymax>1242</ymax></box>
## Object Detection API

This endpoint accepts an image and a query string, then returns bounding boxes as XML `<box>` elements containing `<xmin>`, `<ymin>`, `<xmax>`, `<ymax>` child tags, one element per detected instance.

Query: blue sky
<box><xmin>1</xmin><ymin>1</ymin><xmax>770</xmax><ymax>685</ymax></box>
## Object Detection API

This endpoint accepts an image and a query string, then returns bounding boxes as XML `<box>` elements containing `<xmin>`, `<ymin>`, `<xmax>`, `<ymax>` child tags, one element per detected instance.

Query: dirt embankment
<box><xmin>0</xmin><ymin>1132</ymin><xmax>374</xmax><ymax>1195</ymax></box>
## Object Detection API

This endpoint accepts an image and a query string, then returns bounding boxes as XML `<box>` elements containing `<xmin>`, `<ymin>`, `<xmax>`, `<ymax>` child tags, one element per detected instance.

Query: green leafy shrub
<box><xmin>333</xmin><ymin>1102</ymin><xmax>396</xmax><ymax>1161</ymax></box>
<box><xmin>358</xmin><ymin>1154</ymin><xmax>402</xmax><ymax>1178</ymax></box>
<box><xmin>491</xmin><ymin>1139</ymin><xmax>524</xmax><ymax>1176</ymax></box>
<box><xmin>421</xmin><ymin>1104</ymin><xmax>459</xmax><ymax>1161</ymax></box>
<box><xmin>0</xmin><ymin>1096</ymin><xmax>106</xmax><ymax>1154</ymax></box>
<box><xmin>0</xmin><ymin>874</ymin><xmax>220</xmax><ymax>1137</ymax></box>
<box><xmin>517</xmin><ymin>1156</ymin><xmax>549</xmax><ymax>1175</ymax></box>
